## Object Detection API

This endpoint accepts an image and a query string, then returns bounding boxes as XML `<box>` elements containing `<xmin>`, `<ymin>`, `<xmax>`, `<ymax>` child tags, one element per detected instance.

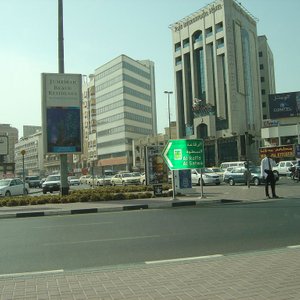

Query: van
<box><xmin>220</xmin><ymin>161</ymin><xmax>253</xmax><ymax>171</ymax></box>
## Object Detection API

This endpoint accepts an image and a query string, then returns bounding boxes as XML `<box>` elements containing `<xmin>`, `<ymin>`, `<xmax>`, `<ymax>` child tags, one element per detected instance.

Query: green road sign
<box><xmin>162</xmin><ymin>139</ymin><xmax>205</xmax><ymax>170</ymax></box>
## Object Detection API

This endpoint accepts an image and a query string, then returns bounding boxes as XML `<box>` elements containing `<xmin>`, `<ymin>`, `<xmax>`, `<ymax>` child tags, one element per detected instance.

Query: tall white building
<box><xmin>94</xmin><ymin>55</ymin><xmax>157</xmax><ymax>172</ymax></box>
<box><xmin>169</xmin><ymin>0</ymin><xmax>271</xmax><ymax>165</ymax></box>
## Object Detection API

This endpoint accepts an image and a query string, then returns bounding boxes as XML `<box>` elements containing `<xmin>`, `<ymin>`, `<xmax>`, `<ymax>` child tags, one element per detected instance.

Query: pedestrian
<box><xmin>260</xmin><ymin>153</ymin><xmax>279</xmax><ymax>199</ymax></box>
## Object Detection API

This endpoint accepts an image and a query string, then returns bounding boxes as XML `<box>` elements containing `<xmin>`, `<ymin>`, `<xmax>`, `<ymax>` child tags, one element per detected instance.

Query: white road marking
<box><xmin>0</xmin><ymin>269</ymin><xmax>64</xmax><ymax>278</ymax></box>
<box><xmin>44</xmin><ymin>235</ymin><xmax>160</xmax><ymax>246</ymax></box>
<box><xmin>287</xmin><ymin>245</ymin><xmax>300</xmax><ymax>249</ymax></box>
<box><xmin>145</xmin><ymin>254</ymin><xmax>223</xmax><ymax>264</ymax></box>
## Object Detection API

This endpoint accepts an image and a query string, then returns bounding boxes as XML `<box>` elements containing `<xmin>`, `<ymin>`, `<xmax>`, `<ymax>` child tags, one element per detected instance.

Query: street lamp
<box><xmin>164</xmin><ymin>91</ymin><xmax>173</xmax><ymax>139</ymax></box>
<box><xmin>21</xmin><ymin>150</ymin><xmax>26</xmax><ymax>195</ymax></box>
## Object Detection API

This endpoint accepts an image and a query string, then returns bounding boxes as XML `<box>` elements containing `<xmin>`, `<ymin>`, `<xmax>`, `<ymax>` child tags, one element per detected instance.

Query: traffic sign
<box><xmin>162</xmin><ymin>139</ymin><xmax>204</xmax><ymax>170</ymax></box>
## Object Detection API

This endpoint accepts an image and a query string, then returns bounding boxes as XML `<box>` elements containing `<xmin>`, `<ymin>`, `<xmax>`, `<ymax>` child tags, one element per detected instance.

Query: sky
<box><xmin>0</xmin><ymin>0</ymin><xmax>299</xmax><ymax>138</ymax></box>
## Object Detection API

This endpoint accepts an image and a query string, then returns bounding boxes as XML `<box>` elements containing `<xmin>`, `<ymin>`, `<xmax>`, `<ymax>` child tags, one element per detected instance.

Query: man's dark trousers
<box><xmin>265</xmin><ymin>172</ymin><xmax>276</xmax><ymax>198</ymax></box>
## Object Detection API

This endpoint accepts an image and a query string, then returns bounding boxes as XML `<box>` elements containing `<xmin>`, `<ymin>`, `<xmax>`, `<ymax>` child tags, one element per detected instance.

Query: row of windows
<box><xmin>95</xmin><ymin>73</ymin><xmax>150</xmax><ymax>93</ymax></box>
<box><xmin>96</xmin><ymin>99</ymin><xmax>151</xmax><ymax>114</ymax></box>
<box><xmin>97</xmin><ymin>138</ymin><xmax>126</xmax><ymax>149</ymax></box>
<box><xmin>99</xmin><ymin>151</ymin><xmax>132</xmax><ymax>160</ymax></box>
<box><xmin>97</xmin><ymin>112</ymin><xmax>152</xmax><ymax>126</ymax></box>
<box><xmin>96</xmin><ymin>86</ymin><xmax>151</xmax><ymax>103</ymax></box>
<box><xmin>95</xmin><ymin>61</ymin><xmax>150</xmax><ymax>82</ymax></box>
<box><xmin>175</xmin><ymin>22</ymin><xmax>224</xmax><ymax>52</ymax></box>
<box><xmin>97</xmin><ymin>125</ymin><xmax>152</xmax><ymax>137</ymax></box>
<box><xmin>95</xmin><ymin>62</ymin><xmax>122</xmax><ymax>81</ymax></box>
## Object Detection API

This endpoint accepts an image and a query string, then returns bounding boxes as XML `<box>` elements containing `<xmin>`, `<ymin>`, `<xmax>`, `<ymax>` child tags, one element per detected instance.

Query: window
<box><xmin>175</xmin><ymin>57</ymin><xmax>182</xmax><ymax>66</ymax></box>
<box><xmin>183</xmin><ymin>38</ymin><xmax>190</xmax><ymax>48</ymax></box>
<box><xmin>216</xmin><ymin>22</ymin><xmax>223</xmax><ymax>33</ymax></box>
<box><xmin>175</xmin><ymin>42</ymin><xmax>181</xmax><ymax>52</ymax></box>
<box><xmin>260</xmin><ymin>64</ymin><xmax>264</xmax><ymax>70</ymax></box>
<box><xmin>205</xmin><ymin>27</ymin><xmax>213</xmax><ymax>38</ymax></box>
<box><xmin>259</xmin><ymin>51</ymin><xmax>263</xmax><ymax>57</ymax></box>
<box><xmin>261</xmin><ymin>89</ymin><xmax>266</xmax><ymax>95</ymax></box>
<box><xmin>261</xmin><ymin>77</ymin><xmax>265</xmax><ymax>82</ymax></box>
<box><xmin>262</xmin><ymin>102</ymin><xmax>266</xmax><ymax>108</ymax></box>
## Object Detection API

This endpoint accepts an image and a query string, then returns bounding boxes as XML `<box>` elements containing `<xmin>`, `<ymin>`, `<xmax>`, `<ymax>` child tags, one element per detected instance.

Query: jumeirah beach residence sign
<box><xmin>162</xmin><ymin>139</ymin><xmax>205</xmax><ymax>170</ymax></box>
<box><xmin>41</xmin><ymin>73</ymin><xmax>82</xmax><ymax>154</ymax></box>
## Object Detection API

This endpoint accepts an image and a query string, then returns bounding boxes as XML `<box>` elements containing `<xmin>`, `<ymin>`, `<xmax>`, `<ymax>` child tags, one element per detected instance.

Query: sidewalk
<box><xmin>0</xmin><ymin>247</ymin><xmax>299</xmax><ymax>299</ymax></box>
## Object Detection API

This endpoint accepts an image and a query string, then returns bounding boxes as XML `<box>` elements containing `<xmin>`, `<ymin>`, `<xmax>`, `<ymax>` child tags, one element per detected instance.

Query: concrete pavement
<box><xmin>0</xmin><ymin>179</ymin><xmax>299</xmax><ymax>299</ymax></box>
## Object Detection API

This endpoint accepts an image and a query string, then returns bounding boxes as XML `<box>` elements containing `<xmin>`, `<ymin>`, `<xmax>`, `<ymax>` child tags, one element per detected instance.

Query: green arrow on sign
<box><xmin>162</xmin><ymin>139</ymin><xmax>205</xmax><ymax>170</ymax></box>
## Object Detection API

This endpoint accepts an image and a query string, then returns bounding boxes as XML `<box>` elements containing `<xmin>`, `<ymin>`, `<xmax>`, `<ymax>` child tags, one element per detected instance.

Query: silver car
<box><xmin>0</xmin><ymin>178</ymin><xmax>29</xmax><ymax>197</ymax></box>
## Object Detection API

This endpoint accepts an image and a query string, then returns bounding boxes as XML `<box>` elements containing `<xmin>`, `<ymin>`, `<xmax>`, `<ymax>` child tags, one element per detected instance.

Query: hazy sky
<box><xmin>1</xmin><ymin>0</ymin><xmax>299</xmax><ymax>137</ymax></box>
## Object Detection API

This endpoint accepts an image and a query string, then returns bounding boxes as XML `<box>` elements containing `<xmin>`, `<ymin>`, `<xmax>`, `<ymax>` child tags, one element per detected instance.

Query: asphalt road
<box><xmin>0</xmin><ymin>198</ymin><xmax>300</xmax><ymax>275</ymax></box>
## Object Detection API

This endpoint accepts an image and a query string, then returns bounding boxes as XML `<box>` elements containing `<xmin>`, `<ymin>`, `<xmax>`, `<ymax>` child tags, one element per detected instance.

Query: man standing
<box><xmin>261</xmin><ymin>153</ymin><xmax>279</xmax><ymax>199</ymax></box>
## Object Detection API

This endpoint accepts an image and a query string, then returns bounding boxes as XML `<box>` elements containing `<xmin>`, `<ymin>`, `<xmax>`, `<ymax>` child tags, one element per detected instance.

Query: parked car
<box><xmin>191</xmin><ymin>168</ymin><xmax>221</xmax><ymax>186</ymax></box>
<box><xmin>25</xmin><ymin>175</ymin><xmax>40</xmax><ymax>188</ymax></box>
<box><xmin>110</xmin><ymin>173</ymin><xmax>141</xmax><ymax>186</ymax></box>
<box><xmin>95</xmin><ymin>175</ymin><xmax>113</xmax><ymax>186</ymax></box>
<box><xmin>79</xmin><ymin>175</ymin><xmax>91</xmax><ymax>185</ymax></box>
<box><xmin>223</xmin><ymin>166</ymin><xmax>279</xmax><ymax>186</ymax></box>
<box><xmin>220</xmin><ymin>161</ymin><xmax>253</xmax><ymax>171</ymax></box>
<box><xmin>42</xmin><ymin>175</ymin><xmax>61</xmax><ymax>194</ymax></box>
<box><xmin>0</xmin><ymin>178</ymin><xmax>29</xmax><ymax>197</ymax></box>
<box><xmin>68</xmin><ymin>176</ymin><xmax>80</xmax><ymax>186</ymax></box>
<box><xmin>206</xmin><ymin>167</ymin><xmax>224</xmax><ymax>181</ymax></box>
<box><xmin>272</xmin><ymin>160</ymin><xmax>297</xmax><ymax>176</ymax></box>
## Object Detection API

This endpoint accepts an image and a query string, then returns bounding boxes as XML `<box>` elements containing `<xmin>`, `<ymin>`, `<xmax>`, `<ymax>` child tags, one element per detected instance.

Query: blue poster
<box><xmin>47</xmin><ymin>107</ymin><xmax>81</xmax><ymax>153</ymax></box>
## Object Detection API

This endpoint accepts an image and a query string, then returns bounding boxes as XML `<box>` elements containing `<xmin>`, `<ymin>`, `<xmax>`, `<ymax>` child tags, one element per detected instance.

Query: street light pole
<box><xmin>164</xmin><ymin>91</ymin><xmax>173</xmax><ymax>139</ymax></box>
<box><xmin>21</xmin><ymin>150</ymin><xmax>26</xmax><ymax>195</ymax></box>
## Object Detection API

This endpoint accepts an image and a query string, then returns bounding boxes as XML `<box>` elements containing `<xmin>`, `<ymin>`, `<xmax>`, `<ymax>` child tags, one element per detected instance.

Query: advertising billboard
<box><xmin>269</xmin><ymin>91</ymin><xmax>300</xmax><ymax>119</ymax></box>
<box><xmin>42</xmin><ymin>73</ymin><xmax>82</xmax><ymax>154</ymax></box>
<box><xmin>259</xmin><ymin>145</ymin><xmax>294</xmax><ymax>160</ymax></box>
<box><xmin>0</xmin><ymin>136</ymin><xmax>8</xmax><ymax>156</ymax></box>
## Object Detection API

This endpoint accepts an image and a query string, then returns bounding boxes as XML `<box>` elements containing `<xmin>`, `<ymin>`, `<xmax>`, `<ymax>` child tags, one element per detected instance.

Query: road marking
<box><xmin>33</xmin><ymin>222</ymin><xmax>113</xmax><ymax>229</ymax></box>
<box><xmin>0</xmin><ymin>269</ymin><xmax>64</xmax><ymax>278</ymax></box>
<box><xmin>287</xmin><ymin>245</ymin><xmax>300</xmax><ymax>249</ymax></box>
<box><xmin>43</xmin><ymin>235</ymin><xmax>160</xmax><ymax>246</ymax></box>
<box><xmin>145</xmin><ymin>254</ymin><xmax>223</xmax><ymax>264</ymax></box>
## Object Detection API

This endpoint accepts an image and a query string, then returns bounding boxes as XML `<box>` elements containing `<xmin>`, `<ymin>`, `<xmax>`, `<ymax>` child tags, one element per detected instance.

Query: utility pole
<box><xmin>58</xmin><ymin>0</ymin><xmax>69</xmax><ymax>195</ymax></box>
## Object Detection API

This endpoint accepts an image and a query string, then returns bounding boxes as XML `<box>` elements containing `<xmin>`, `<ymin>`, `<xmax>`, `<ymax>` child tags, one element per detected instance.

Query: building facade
<box><xmin>170</xmin><ymin>0</ymin><xmax>269</xmax><ymax>165</ymax></box>
<box><xmin>94</xmin><ymin>55</ymin><xmax>157</xmax><ymax>172</ymax></box>
<box><xmin>258</xmin><ymin>35</ymin><xmax>276</xmax><ymax>120</ymax></box>
<box><xmin>15</xmin><ymin>131</ymin><xmax>44</xmax><ymax>177</ymax></box>
<box><xmin>0</xmin><ymin>124</ymin><xmax>18</xmax><ymax>164</ymax></box>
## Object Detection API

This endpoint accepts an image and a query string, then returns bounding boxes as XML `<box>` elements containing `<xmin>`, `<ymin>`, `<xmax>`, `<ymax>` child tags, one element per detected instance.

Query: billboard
<box><xmin>269</xmin><ymin>91</ymin><xmax>300</xmax><ymax>119</ymax></box>
<box><xmin>42</xmin><ymin>73</ymin><xmax>82</xmax><ymax>154</ymax></box>
<box><xmin>0</xmin><ymin>136</ymin><xmax>8</xmax><ymax>155</ymax></box>
<box><xmin>259</xmin><ymin>145</ymin><xmax>294</xmax><ymax>160</ymax></box>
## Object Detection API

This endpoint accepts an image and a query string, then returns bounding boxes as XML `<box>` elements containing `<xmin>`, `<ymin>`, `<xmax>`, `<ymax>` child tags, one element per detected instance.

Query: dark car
<box><xmin>42</xmin><ymin>175</ymin><xmax>61</xmax><ymax>194</ymax></box>
<box><xmin>25</xmin><ymin>176</ymin><xmax>40</xmax><ymax>188</ymax></box>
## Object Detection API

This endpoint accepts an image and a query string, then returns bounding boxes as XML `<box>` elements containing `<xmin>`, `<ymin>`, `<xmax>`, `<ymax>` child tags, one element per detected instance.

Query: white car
<box><xmin>111</xmin><ymin>173</ymin><xmax>141</xmax><ymax>186</ymax></box>
<box><xmin>272</xmin><ymin>160</ymin><xmax>297</xmax><ymax>176</ymax></box>
<box><xmin>0</xmin><ymin>178</ymin><xmax>29</xmax><ymax>197</ymax></box>
<box><xmin>191</xmin><ymin>168</ymin><xmax>221</xmax><ymax>186</ymax></box>
<box><xmin>68</xmin><ymin>176</ymin><xmax>80</xmax><ymax>186</ymax></box>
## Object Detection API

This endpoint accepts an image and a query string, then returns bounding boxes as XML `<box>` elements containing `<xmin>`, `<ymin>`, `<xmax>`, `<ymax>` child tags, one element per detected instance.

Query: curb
<box><xmin>0</xmin><ymin>198</ymin><xmax>272</xmax><ymax>220</ymax></box>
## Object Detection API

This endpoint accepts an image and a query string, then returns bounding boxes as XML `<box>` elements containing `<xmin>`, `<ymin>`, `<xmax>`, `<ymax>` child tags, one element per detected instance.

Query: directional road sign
<box><xmin>162</xmin><ymin>139</ymin><xmax>204</xmax><ymax>170</ymax></box>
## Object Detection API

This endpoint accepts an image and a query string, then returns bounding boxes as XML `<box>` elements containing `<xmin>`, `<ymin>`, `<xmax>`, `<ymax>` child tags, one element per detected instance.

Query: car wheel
<box><xmin>5</xmin><ymin>191</ymin><xmax>11</xmax><ymax>197</ymax></box>
<box><xmin>122</xmin><ymin>181</ymin><xmax>126</xmax><ymax>186</ymax></box>
<box><xmin>229</xmin><ymin>178</ymin><xmax>235</xmax><ymax>186</ymax></box>
<box><xmin>253</xmin><ymin>178</ymin><xmax>260</xmax><ymax>186</ymax></box>
<box><xmin>215</xmin><ymin>182</ymin><xmax>220</xmax><ymax>185</ymax></box>
<box><xmin>43</xmin><ymin>190</ymin><xmax>47</xmax><ymax>194</ymax></box>
<box><xmin>50</xmin><ymin>190</ymin><xmax>53</xmax><ymax>194</ymax></box>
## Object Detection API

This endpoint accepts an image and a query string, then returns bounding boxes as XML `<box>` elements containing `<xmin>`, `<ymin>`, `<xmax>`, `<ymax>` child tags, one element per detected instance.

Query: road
<box><xmin>0</xmin><ymin>198</ymin><xmax>300</xmax><ymax>275</ymax></box>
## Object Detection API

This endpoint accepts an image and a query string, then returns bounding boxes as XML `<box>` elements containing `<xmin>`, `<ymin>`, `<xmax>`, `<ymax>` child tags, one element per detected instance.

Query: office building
<box><xmin>170</xmin><ymin>0</ymin><xmax>270</xmax><ymax>165</ymax></box>
<box><xmin>0</xmin><ymin>124</ymin><xmax>18</xmax><ymax>164</ymax></box>
<box><xmin>94</xmin><ymin>55</ymin><xmax>157</xmax><ymax>172</ymax></box>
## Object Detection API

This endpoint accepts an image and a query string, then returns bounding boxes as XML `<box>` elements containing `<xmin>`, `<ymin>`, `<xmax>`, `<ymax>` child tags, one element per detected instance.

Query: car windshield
<box><xmin>47</xmin><ymin>175</ymin><xmax>60</xmax><ymax>181</ymax></box>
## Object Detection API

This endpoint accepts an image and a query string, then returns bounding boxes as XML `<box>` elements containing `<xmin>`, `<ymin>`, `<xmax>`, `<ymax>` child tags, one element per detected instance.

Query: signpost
<box><xmin>162</xmin><ymin>139</ymin><xmax>204</xmax><ymax>170</ymax></box>
<box><xmin>162</xmin><ymin>139</ymin><xmax>204</xmax><ymax>199</ymax></box>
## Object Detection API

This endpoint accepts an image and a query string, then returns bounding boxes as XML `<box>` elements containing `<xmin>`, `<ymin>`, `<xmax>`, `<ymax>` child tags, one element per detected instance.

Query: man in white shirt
<box><xmin>260</xmin><ymin>153</ymin><xmax>278</xmax><ymax>199</ymax></box>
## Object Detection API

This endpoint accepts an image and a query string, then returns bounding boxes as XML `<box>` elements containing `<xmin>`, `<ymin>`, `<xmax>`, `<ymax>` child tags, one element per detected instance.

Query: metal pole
<box><xmin>21</xmin><ymin>150</ymin><xmax>26</xmax><ymax>195</ymax></box>
<box><xmin>164</xmin><ymin>91</ymin><xmax>173</xmax><ymax>139</ymax></box>
<box><xmin>58</xmin><ymin>0</ymin><xmax>69</xmax><ymax>196</ymax></box>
